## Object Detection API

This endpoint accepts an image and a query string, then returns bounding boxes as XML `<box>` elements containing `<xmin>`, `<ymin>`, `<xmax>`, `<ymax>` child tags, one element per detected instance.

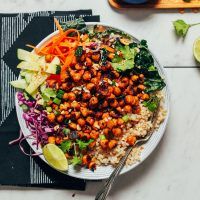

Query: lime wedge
<box><xmin>43</xmin><ymin>144</ymin><xmax>68</xmax><ymax>171</ymax></box>
<box><xmin>193</xmin><ymin>37</ymin><xmax>200</xmax><ymax>62</ymax></box>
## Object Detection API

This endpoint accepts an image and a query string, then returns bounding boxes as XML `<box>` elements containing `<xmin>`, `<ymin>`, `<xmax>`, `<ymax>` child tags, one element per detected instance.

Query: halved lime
<box><xmin>43</xmin><ymin>144</ymin><xmax>68</xmax><ymax>171</ymax></box>
<box><xmin>193</xmin><ymin>37</ymin><xmax>200</xmax><ymax>63</ymax></box>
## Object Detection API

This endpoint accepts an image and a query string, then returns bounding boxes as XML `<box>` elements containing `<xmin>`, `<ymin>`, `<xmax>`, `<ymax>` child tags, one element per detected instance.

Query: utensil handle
<box><xmin>95</xmin><ymin>147</ymin><xmax>133</xmax><ymax>200</ymax></box>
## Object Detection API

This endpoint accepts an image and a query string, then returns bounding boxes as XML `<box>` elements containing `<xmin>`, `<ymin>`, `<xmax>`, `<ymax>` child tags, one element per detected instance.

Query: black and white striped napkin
<box><xmin>0</xmin><ymin>10</ymin><xmax>100</xmax><ymax>190</ymax></box>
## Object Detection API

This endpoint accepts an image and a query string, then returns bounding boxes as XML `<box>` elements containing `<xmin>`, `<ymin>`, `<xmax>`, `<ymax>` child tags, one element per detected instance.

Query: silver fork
<box><xmin>95</xmin><ymin>105</ymin><xmax>160</xmax><ymax>200</ymax></box>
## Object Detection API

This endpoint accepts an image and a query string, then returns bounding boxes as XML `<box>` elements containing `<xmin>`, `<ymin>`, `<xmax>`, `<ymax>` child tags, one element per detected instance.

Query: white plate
<box><xmin>16</xmin><ymin>23</ymin><xmax>170</xmax><ymax>180</ymax></box>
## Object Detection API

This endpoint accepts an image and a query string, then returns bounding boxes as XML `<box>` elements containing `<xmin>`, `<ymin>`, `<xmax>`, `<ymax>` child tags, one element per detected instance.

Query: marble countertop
<box><xmin>1</xmin><ymin>0</ymin><xmax>200</xmax><ymax>200</ymax></box>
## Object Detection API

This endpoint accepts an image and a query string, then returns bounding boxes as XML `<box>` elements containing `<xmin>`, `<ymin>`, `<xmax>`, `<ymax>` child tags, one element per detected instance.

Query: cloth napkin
<box><xmin>0</xmin><ymin>10</ymin><xmax>100</xmax><ymax>190</ymax></box>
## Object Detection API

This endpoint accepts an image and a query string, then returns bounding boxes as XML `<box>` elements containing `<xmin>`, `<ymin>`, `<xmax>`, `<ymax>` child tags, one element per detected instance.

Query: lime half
<box><xmin>43</xmin><ymin>144</ymin><xmax>68</xmax><ymax>171</ymax></box>
<box><xmin>193</xmin><ymin>37</ymin><xmax>200</xmax><ymax>63</ymax></box>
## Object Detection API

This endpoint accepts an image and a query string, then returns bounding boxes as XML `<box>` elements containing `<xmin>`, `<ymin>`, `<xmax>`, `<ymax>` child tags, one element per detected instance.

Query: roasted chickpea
<box><xmin>82</xmin><ymin>155</ymin><xmax>91</xmax><ymax>166</ymax></box>
<box><xmin>99</xmin><ymin>120</ymin><xmax>107</xmax><ymax>129</ymax></box>
<box><xmin>86</xmin><ymin>83</ymin><xmax>95</xmax><ymax>91</ymax></box>
<box><xmin>57</xmin><ymin>115</ymin><xmax>64</xmax><ymax>123</ymax></box>
<box><xmin>112</xmin><ymin>70</ymin><xmax>120</xmax><ymax>78</ymax></box>
<box><xmin>102</xmin><ymin>100</ymin><xmax>108</xmax><ymax>108</ymax></box>
<box><xmin>117</xmin><ymin>118</ymin><xmax>124</xmax><ymax>126</ymax></box>
<box><xmin>88</xmin><ymin>141</ymin><xmax>96</xmax><ymax>149</ymax></box>
<box><xmin>86</xmin><ymin>116</ymin><xmax>95</xmax><ymax>126</ymax></box>
<box><xmin>71</xmin><ymin>101</ymin><xmax>80</xmax><ymax>110</ymax></box>
<box><xmin>77</xmin><ymin>118</ymin><xmax>85</xmax><ymax>127</ymax></box>
<box><xmin>125</xmin><ymin>95</ymin><xmax>135</xmax><ymax>105</ymax></box>
<box><xmin>68</xmin><ymin>92</ymin><xmax>76</xmax><ymax>101</ymax></box>
<box><xmin>91</xmin><ymin>53</ymin><xmax>100</xmax><ymax>62</ymax></box>
<box><xmin>86</xmin><ymin>57</ymin><xmax>92</xmax><ymax>67</ymax></box>
<box><xmin>141</xmin><ymin>93</ymin><xmax>150</xmax><ymax>101</ymax></box>
<box><xmin>118</xmin><ymin>99</ymin><xmax>125</xmax><ymax>107</ymax></box>
<box><xmin>108</xmin><ymin>53</ymin><xmax>115</xmax><ymax>60</ymax></box>
<box><xmin>82</xmin><ymin>92</ymin><xmax>91</xmax><ymax>101</ymax></box>
<box><xmin>91</xmin><ymin>77</ymin><xmax>99</xmax><ymax>85</ymax></box>
<box><xmin>71</xmin><ymin>111</ymin><xmax>81</xmax><ymax>120</ymax></box>
<box><xmin>83</xmin><ymin>71</ymin><xmax>91</xmax><ymax>81</ymax></box>
<box><xmin>107</xmin><ymin>120</ymin><xmax>116</xmax><ymax>129</ymax></box>
<box><xmin>131</xmin><ymin>75</ymin><xmax>139</xmax><ymax>82</ymax></box>
<box><xmin>126</xmin><ymin>135</ymin><xmax>136</xmax><ymax>146</ymax></box>
<box><xmin>110</xmin><ymin>99</ymin><xmax>118</xmax><ymax>108</ymax></box>
<box><xmin>138</xmin><ymin>84</ymin><xmax>145</xmax><ymax>91</ymax></box>
<box><xmin>116</xmin><ymin>106</ymin><xmax>123</xmax><ymax>113</ymax></box>
<box><xmin>102</xmin><ymin>112</ymin><xmax>109</xmax><ymax>119</ymax></box>
<box><xmin>112</xmin><ymin>127</ymin><xmax>122</xmax><ymax>137</ymax></box>
<box><xmin>90</xmin><ymin>130</ymin><xmax>99</xmax><ymax>139</ymax></box>
<box><xmin>139</xmin><ymin>74</ymin><xmax>144</xmax><ymax>81</ymax></box>
<box><xmin>123</xmin><ymin>105</ymin><xmax>132</xmax><ymax>113</ymax></box>
<box><xmin>82</xmin><ymin>132</ymin><xmax>91</xmax><ymax>140</ymax></box>
<box><xmin>95</xmin><ymin>112</ymin><xmax>103</xmax><ymax>119</ymax></box>
<box><xmin>52</xmin><ymin>104</ymin><xmax>58</xmax><ymax>110</ymax></box>
<box><xmin>88</xmin><ymin>161</ymin><xmax>96</xmax><ymax>171</ymax></box>
<box><xmin>110</xmin><ymin>110</ymin><xmax>118</xmax><ymax>118</ymax></box>
<box><xmin>47</xmin><ymin>113</ymin><xmax>55</xmax><ymax>122</ymax></box>
<box><xmin>80</xmin><ymin>107</ymin><xmax>89</xmax><ymax>117</ymax></box>
<box><xmin>68</xmin><ymin>122</ymin><xmax>77</xmax><ymax>130</ymax></box>
<box><xmin>75</xmin><ymin>63</ymin><xmax>82</xmax><ymax>70</ymax></box>
<box><xmin>108</xmin><ymin>140</ymin><xmax>117</xmax><ymax>149</ymax></box>
<box><xmin>93</xmin><ymin>121</ymin><xmax>100</xmax><ymax>130</ymax></box>
<box><xmin>121</xmin><ymin>77</ymin><xmax>129</xmax><ymax>87</ymax></box>
<box><xmin>134</xmin><ymin>106</ymin><xmax>141</xmax><ymax>114</ymax></box>
<box><xmin>100</xmin><ymin>139</ymin><xmax>109</xmax><ymax>149</ymax></box>
<box><xmin>45</xmin><ymin>54</ymin><xmax>52</xmax><ymax>63</ymax></box>
<box><xmin>89</xmin><ymin>97</ymin><xmax>98</xmax><ymax>108</ymax></box>
<box><xmin>63</xmin><ymin>93</ymin><xmax>68</xmax><ymax>100</ymax></box>
<box><xmin>65</xmin><ymin>111</ymin><xmax>71</xmax><ymax>119</ymax></box>
<box><xmin>55</xmin><ymin>137</ymin><xmax>62</xmax><ymax>145</ymax></box>
<box><xmin>48</xmin><ymin>136</ymin><xmax>55</xmax><ymax>144</ymax></box>
<box><xmin>113</xmin><ymin>87</ymin><xmax>121</xmax><ymax>96</ymax></box>
<box><xmin>80</xmin><ymin>54</ymin><xmax>86</xmax><ymax>62</ymax></box>
<box><xmin>72</xmin><ymin>73</ymin><xmax>82</xmax><ymax>82</ymax></box>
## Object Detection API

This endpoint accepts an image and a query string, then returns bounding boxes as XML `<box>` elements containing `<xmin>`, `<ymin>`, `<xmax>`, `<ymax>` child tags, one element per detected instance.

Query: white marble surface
<box><xmin>1</xmin><ymin>0</ymin><xmax>200</xmax><ymax>200</ymax></box>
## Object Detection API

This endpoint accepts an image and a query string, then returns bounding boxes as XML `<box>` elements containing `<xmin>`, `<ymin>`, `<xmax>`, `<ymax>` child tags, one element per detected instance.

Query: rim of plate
<box><xmin>15</xmin><ymin>22</ymin><xmax>170</xmax><ymax>180</ymax></box>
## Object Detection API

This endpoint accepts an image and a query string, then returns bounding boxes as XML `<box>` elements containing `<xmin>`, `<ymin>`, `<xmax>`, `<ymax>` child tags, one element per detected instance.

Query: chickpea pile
<box><xmin>46</xmin><ymin>38</ymin><xmax>150</xmax><ymax>170</ymax></box>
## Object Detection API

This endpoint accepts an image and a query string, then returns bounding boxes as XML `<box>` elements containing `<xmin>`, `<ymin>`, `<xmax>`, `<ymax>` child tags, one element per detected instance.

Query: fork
<box><xmin>95</xmin><ymin>105</ymin><xmax>160</xmax><ymax>200</ymax></box>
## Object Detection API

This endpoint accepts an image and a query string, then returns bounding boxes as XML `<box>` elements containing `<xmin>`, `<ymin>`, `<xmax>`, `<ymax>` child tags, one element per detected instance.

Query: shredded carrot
<box><xmin>102</xmin><ymin>45</ymin><xmax>115</xmax><ymax>53</ymax></box>
<box><xmin>54</xmin><ymin>18</ymin><xmax>64</xmax><ymax>34</ymax></box>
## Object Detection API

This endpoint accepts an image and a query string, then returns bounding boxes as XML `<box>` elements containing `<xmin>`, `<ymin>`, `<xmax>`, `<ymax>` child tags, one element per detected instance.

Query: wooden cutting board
<box><xmin>109</xmin><ymin>0</ymin><xmax>200</xmax><ymax>9</ymax></box>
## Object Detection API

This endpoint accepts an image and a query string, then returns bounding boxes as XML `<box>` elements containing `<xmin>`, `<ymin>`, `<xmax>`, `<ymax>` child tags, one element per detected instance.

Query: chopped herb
<box><xmin>111</xmin><ymin>80</ymin><xmax>116</xmax><ymax>86</ymax></box>
<box><xmin>60</xmin><ymin>140</ymin><xmax>72</xmax><ymax>153</ymax></box>
<box><xmin>56</xmin><ymin>89</ymin><xmax>65</xmax><ymax>99</ymax></box>
<box><xmin>75</xmin><ymin>46</ymin><xmax>83</xmax><ymax>57</ymax></box>
<box><xmin>99</xmin><ymin>135</ymin><xmax>106</xmax><ymax>140</ymax></box>
<box><xmin>53</xmin><ymin>97</ymin><xmax>61</xmax><ymax>105</ymax></box>
<box><xmin>122</xmin><ymin>115</ymin><xmax>129</xmax><ymax>122</ymax></box>
<box><xmin>100</xmin><ymin>48</ymin><xmax>108</xmax><ymax>65</ymax></box>
<box><xmin>53</xmin><ymin>110</ymin><xmax>60</xmax><ymax>116</ymax></box>
<box><xmin>76</xmin><ymin>139</ymin><xmax>94</xmax><ymax>150</ymax></box>
<box><xmin>56</xmin><ymin>65</ymin><xmax>61</xmax><ymax>74</ymax></box>
<box><xmin>63</xmin><ymin>128</ymin><xmax>70</xmax><ymax>136</ymax></box>
<box><xmin>70</xmin><ymin>155</ymin><xmax>82</xmax><ymax>166</ymax></box>
<box><xmin>173</xmin><ymin>19</ymin><xmax>200</xmax><ymax>37</ymax></box>
<box><xmin>143</xmin><ymin>96</ymin><xmax>160</xmax><ymax>112</ymax></box>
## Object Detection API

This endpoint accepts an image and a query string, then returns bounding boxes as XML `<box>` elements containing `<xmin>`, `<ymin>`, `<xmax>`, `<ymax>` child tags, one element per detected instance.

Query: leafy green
<box><xmin>134</xmin><ymin>48</ymin><xmax>154</xmax><ymax>69</ymax></box>
<box><xmin>112</xmin><ymin>59</ymin><xmax>134</xmax><ymax>72</ymax></box>
<box><xmin>76</xmin><ymin>139</ymin><xmax>94</xmax><ymax>150</ymax></box>
<box><xmin>112</xmin><ymin>42</ymin><xmax>136</xmax><ymax>72</ymax></box>
<box><xmin>173</xmin><ymin>20</ymin><xmax>190</xmax><ymax>37</ymax></box>
<box><xmin>100</xmin><ymin>48</ymin><xmax>108</xmax><ymax>65</ymax></box>
<box><xmin>112</xmin><ymin>54</ymin><xmax>123</xmax><ymax>63</ymax></box>
<box><xmin>56</xmin><ymin>65</ymin><xmax>61</xmax><ymax>74</ymax></box>
<box><xmin>61</xmin><ymin>18</ymin><xmax>88</xmax><ymax>34</ymax></box>
<box><xmin>60</xmin><ymin>140</ymin><xmax>72</xmax><ymax>153</ymax></box>
<box><xmin>75</xmin><ymin>46</ymin><xmax>83</xmax><ymax>57</ymax></box>
<box><xmin>144</xmin><ymin>78</ymin><xmax>166</xmax><ymax>93</ymax></box>
<box><xmin>173</xmin><ymin>19</ymin><xmax>200</xmax><ymax>38</ymax></box>
<box><xmin>70</xmin><ymin>156</ymin><xmax>82</xmax><ymax>166</ymax></box>
<box><xmin>143</xmin><ymin>96</ymin><xmax>160</xmax><ymax>112</ymax></box>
